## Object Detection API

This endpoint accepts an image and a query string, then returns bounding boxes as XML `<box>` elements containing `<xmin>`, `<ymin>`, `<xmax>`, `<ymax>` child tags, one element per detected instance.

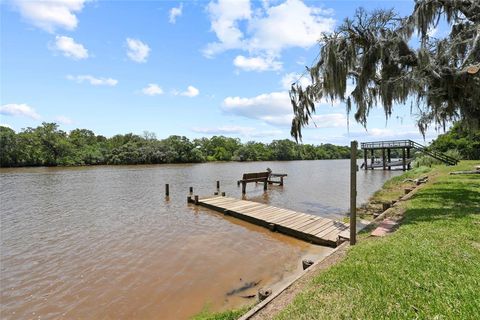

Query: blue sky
<box><xmin>1</xmin><ymin>0</ymin><xmax>443</xmax><ymax>145</ymax></box>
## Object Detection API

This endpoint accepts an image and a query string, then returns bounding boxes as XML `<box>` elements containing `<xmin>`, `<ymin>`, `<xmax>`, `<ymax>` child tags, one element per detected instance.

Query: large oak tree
<box><xmin>290</xmin><ymin>0</ymin><xmax>480</xmax><ymax>141</ymax></box>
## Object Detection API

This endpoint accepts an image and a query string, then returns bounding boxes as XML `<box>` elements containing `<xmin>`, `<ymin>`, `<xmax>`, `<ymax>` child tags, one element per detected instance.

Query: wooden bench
<box><xmin>268</xmin><ymin>173</ymin><xmax>287</xmax><ymax>186</ymax></box>
<box><xmin>237</xmin><ymin>172</ymin><xmax>270</xmax><ymax>194</ymax></box>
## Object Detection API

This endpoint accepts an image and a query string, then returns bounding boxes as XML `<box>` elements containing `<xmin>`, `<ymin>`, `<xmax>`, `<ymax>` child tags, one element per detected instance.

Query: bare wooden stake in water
<box><xmin>165</xmin><ymin>184</ymin><xmax>170</xmax><ymax>197</ymax></box>
<box><xmin>221</xmin><ymin>192</ymin><xmax>226</xmax><ymax>196</ymax></box>
<box><xmin>194</xmin><ymin>195</ymin><xmax>199</xmax><ymax>205</ymax></box>
<box><xmin>189</xmin><ymin>187</ymin><xmax>193</xmax><ymax>194</ymax></box>
<box><xmin>187</xmin><ymin>196</ymin><xmax>192</xmax><ymax>203</ymax></box>
<box><xmin>350</xmin><ymin>141</ymin><xmax>357</xmax><ymax>245</ymax></box>
<box><xmin>216</xmin><ymin>181</ymin><xmax>220</xmax><ymax>189</ymax></box>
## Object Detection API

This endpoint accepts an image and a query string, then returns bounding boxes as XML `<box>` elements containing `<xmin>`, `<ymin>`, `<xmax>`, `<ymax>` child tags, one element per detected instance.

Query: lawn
<box><xmin>276</xmin><ymin>161</ymin><xmax>480</xmax><ymax>319</ymax></box>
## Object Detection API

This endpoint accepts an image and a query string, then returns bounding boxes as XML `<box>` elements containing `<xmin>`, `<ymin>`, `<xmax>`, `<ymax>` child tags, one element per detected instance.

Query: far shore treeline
<box><xmin>0</xmin><ymin>123</ymin><xmax>358</xmax><ymax>167</ymax></box>
<box><xmin>1</xmin><ymin>122</ymin><xmax>477</xmax><ymax>168</ymax></box>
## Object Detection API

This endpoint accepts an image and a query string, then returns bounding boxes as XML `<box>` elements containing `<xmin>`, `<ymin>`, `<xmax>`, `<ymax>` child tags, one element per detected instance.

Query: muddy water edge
<box><xmin>0</xmin><ymin>160</ymin><xmax>401</xmax><ymax>319</ymax></box>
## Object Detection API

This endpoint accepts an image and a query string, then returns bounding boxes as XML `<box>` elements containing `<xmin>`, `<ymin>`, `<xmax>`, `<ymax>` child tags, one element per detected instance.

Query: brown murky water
<box><xmin>0</xmin><ymin>160</ymin><xmax>400</xmax><ymax>319</ymax></box>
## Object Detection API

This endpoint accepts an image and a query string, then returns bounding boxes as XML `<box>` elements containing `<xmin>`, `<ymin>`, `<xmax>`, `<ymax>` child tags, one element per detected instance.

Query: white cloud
<box><xmin>191</xmin><ymin>126</ymin><xmax>284</xmax><ymax>138</ymax></box>
<box><xmin>233</xmin><ymin>55</ymin><xmax>282</xmax><ymax>72</ymax></box>
<box><xmin>248</xmin><ymin>0</ymin><xmax>334</xmax><ymax>53</ymax></box>
<box><xmin>169</xmin><ymin>3</ymin><xmax>183</xmax><ymax>24</ymax></box>
<box><xmin>67</xmin><ymin>75</ymin><xmax>118</xmax><ymax>86</ymax></box>
<box><xmin>142</xmin><ymin>83</ymin><xmax>164</xmax><ymax>96</ymax></box>
<box><xmin>222</xmin><ymin>90</ymin><xmax>346</xmax><ymax>127</ymax></box>
<box><xmin>55</xmin><ymin>115</ymin><xmax>73</xmax><ymax>125</ymax></box>
<box><xmin>126</xmin><ymin>38</ymin><xmax>150</xmax><ymax>63</ymax></box>
<box><xmin>280</xmin><ymin>72</ymin><xmax>312</xmax><ymax>90</ymax></box>
<box><xmin>180</xmin><ymin>85</ymin><xmax>200</xmax><ymax>97</ymax></box>
<box><xmin>310</xmin><ymin>114</ymin><xmax>346</xmax><ymax>128</ymax></box>
<box><xmin>0</xmin><ymin>103</ymin><xmax>41</xmax><ymax>120</ymax></box>
<box><xmin>52</xmin><ymin>35</ymin><xmax>88</xmax><ymax>60</ymax></box>
<box><xmin>204</xmin><ymin>0</ymin><xmax>252</xmax><ymax>57</ymax></box>
<box><xmin>13</xmin><ymin>0</ymin><xmax>87</xmax><ymax>33</ymax></box>
<box><xmin>0</xmin><ymin>123</ymin><xmax>13</xmax><ymax>129</ymax></box>
<box><xmin>204</xmin><ymin>0</ymin><xmax>335</xmax><ymax>67</ymax></box>
<box><xmin>192</xmin><ymin>125</ymin><xmax>255</xmax><ymax>135</ymax></box>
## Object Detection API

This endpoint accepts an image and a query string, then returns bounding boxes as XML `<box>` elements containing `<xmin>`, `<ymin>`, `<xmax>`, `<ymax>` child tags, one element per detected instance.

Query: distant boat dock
<box><xmin>189</xmin><ymin>196</ymin><xmax>349</xmax><ymax>247</ymax></box>
<box><xmin>361</xmin><ymin>139</ymin><xmax>458</xmax><ymax>170</ymax></box>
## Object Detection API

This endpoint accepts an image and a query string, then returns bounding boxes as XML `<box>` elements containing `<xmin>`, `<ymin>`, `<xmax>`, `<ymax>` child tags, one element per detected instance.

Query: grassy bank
<box><xmin>276</xmin><ymin>161</ymin><xmax>480</xmax><ymax>319</ymax></box>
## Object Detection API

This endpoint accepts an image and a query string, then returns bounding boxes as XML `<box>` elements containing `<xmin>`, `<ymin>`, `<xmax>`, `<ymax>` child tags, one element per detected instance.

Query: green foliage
<box><xmin>290</xmin><ymin>1</ymin><xmax>480</xmax><ymax>141</ymax></box>
<box><xmin>0</xmin><ymin>124</ymin><xmax>357</xmax><ymax>167</ymax></box>
<box><xmin>191</xmin><ymin>304</ymin><xmax>250</xmax><ymax>320</ymax></box>
<box><xmin>430</xmin><ymin>122</ymin><xmax>480</xmax><ymax>159</ymax></box>
<box><xmin>413</xmin><ymin>155</ymin><xmax>442</xmax><ymax>168</ymax></box>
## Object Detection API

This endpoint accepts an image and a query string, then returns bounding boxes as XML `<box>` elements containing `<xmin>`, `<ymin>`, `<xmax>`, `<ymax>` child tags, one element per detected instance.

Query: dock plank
<box><xmin>195</xmin><ymin>196</ymin><xmax>349</xmax><ymax>247</ymax></box>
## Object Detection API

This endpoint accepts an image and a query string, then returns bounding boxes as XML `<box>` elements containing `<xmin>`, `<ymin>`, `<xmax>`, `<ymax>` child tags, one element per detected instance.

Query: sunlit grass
<box><xmin>276</xmin><ymin>161</ymin><xmax>480</xmax><ymax>319</ymax></box>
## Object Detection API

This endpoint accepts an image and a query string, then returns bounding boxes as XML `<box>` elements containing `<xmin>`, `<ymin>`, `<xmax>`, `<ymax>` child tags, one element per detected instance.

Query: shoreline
<box><xmin>195</xmin><ymin>162</ymin><xmax>480</xmax><ymax>319</ymax></box>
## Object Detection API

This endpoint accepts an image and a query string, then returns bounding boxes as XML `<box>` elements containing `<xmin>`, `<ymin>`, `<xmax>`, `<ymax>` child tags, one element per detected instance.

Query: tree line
<box><xmin>0</xmin><ymin>123</ymin><xmax>355</xmax><ymax>167</ymax></box>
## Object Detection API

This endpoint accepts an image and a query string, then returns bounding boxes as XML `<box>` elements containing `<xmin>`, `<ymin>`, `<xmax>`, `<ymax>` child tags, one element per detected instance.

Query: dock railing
<box><xmin>360</xmin><ymin>140</ymin><xmax>414</xmax><ymax>149</ymax></box>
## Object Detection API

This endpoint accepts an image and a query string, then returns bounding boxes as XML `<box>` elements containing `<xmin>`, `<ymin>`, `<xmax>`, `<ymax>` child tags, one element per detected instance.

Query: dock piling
<box><xmin>165</xmin><ymin>184</ymin><xmax>170</xmax><ymax>197</ymax></box>
<box><xmin>350</xmin><ymin>141</ymin><xmax>357</xmax><ymax>245</ymax></box>
<box><xmin>216</xmin><ymin>181</ymin><xmax>220</xmax><ymax>189</ymax></box>
<box><xmin>189</xmin><ymin>186</ymin><xmax>193</xmax><ymax>194</ymax></box>
<box><xmin>194</xmin><ymin>195</ymin><xmax>199</xmax><ymax>205</ymax></box>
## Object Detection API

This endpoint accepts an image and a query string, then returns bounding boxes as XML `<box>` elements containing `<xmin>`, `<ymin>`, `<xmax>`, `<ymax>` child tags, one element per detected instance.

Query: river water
<box><xmin>0</xmin><ymin>160</ymin><xmax>400</xmax><ymax>319</ymax></box>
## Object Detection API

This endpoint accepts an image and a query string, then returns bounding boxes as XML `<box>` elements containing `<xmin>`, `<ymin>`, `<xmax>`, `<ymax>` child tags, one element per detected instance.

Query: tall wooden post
<box><xmin>242</xmin><ymin>182</ymin><xmax>246</xmax><ymax>194</ymax></box>
<box><xmin>216</xmin><ymin>181</ymin><xmax>220</xmax><ymax>189</ymax></box>
<box><xmin>189</xmin><ymin>186</ymin><xmax>193</xmax><ymax>194</ymax></box>
<box><xmin>165</xmin><ymin>184</ymin><xmax>169</xmax><ymax>196</ymax></box>
<box><xmin>382</xmin><ymin>149</ymin><xmax>386</xmax><ymax>170</ymax></box>
<box><xmin>350</xmin><ymin>141</ymin><xmax>357</xmax><ymax>245</ymax></box>
<box><xmin>407</xmin><ymin>148</ymin><xmax>411</xmax><ymax>170</ymax></box>
<box><xmin>402</xmin><ymin>148</ymin><xmax>406</xmax><ymax>171</ymax></box>
<box><xmin>263</xmin><ymin>180</ymin><xmax>268</xmax><ymax>191</ymax></box>
<box><xmin>363</xmin><ymin>149</ymin><xmax>368</xmax><ymax>170</ymax></box>
<box><xmin>370</xmin><ymin>149</ymin><xmax>374</xmax><ymax>169</ymax></box>
<box><xmin>387</xmin><ymin>148</ymin><xmax>391</xmax><ymax>170</ymax></box>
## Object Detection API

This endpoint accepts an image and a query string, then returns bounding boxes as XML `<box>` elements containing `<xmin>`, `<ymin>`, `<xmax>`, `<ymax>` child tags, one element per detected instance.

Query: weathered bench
<box><xmin>268</xmin><ymin>173</ymin><xmax>287</xmax><ymax>186</ymax></box>
<box><xmin>238</xmin><ymin>172</ymin><xmax>270</xmax><ymax>194</ymax></box>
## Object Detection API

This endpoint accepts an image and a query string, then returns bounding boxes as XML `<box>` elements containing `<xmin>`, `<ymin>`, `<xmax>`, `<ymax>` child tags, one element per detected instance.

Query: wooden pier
<box><xmin>361</xmin><ymin>139</ymin><xmax>458</xmax><ymax>171</ymax></box>
<box><xmin>190</xmin><ymin>196</ymin><xmax>349</xmax><ymax>247</ymax></box>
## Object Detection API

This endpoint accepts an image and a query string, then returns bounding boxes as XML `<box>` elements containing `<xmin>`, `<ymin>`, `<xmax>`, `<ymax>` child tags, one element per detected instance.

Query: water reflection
<box><xmin>0</xmin><ymin>160</ymin><xmax>400</xmax><ymax>319</ymax></box>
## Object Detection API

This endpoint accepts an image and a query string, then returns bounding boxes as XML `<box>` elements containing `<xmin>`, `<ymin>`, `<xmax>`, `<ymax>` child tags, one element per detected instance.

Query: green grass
<box><xmin>276</xmin><ymin>161</ymin><xmax>480</xmax><ymax>319</ymax></box>
<box><xmin>191</xmin><ymin>305</ymin><xmax>250</xmax><ymax>320</ymax></box>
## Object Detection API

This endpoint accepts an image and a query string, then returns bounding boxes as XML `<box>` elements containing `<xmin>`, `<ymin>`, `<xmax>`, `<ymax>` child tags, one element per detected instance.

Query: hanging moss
<box><xmin>290</xmin><ymin>1</ymin><xmax>480</xmax><ymax>142</ymax></box>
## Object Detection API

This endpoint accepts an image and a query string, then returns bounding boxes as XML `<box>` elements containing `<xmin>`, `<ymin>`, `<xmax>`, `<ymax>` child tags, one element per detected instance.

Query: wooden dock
<box><xmin>191</xmin><ymin>196</ymin><xmax>350</xmax><ymax>247</ymax></box>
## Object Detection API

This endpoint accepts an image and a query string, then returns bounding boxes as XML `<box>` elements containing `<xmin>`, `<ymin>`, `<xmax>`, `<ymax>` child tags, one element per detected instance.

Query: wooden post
<box><xmin>242</xmin><ymin>181</ymin><xmax>246</xmax><ymax>194</ymax></box>
<box><xmin>214</xmin><ymin>191</ymin><xmax>219</xmax><ymax>195</ymax></box>
<box><xmin>280</xmin><ymin>176</ymin><xmax>284</xmax><ymax>186</ymax></box>
<box><xmin>370</xmin><ymin>149</ymin><xmax>374</xmax><ymax>170</ymax></box>
<box><xmin>382</xmin><ymin>149</ymin><xmax>386</xmax><ymax>170</ymax></box>
<box><xmin>187</xmin><ymin>196</ymin><xmax>192</xmax><ymax>203</ymax></box>
<box><xmin>387</xmin><ymin>148</ymin><xmax>391</xmax><ymax>170</ymax></box>
<box><xmin>221</xmin><ymin>192</ymin><xmax>226</xmax><ymax>196</ymax></box>
<box><xmin>189</xmin><ymin>186</ymin><xmax>193</xmax><ymax>194</ymax></box>
<box><xmin>165</xmin><ymin>184</ymin><xmax>169</xmax><ymax>196</ymax></box>
<box><xmin>350</xmin><ymin>141</ymin><xmax>357</xmax><ymax>245</ymax></box>
<box><xmin>363</xmin><ymin>149</ymin><xmax>368</xmax><ymax>170</ymax></box>
<box><xmin>402</xmin><ymin>148</ymin><xmax>406</xmax><ymax>171</ymax></box>
<box><xmin>194</xmin><ymin>195</ymin><xmax>199</xmax><ymax>205</ymax></box>
<box><xmin>216</xmin><ymin>180</ymin><xmax>220</xmax><ymax>189</ymax></box>
<box><xmin>407</xmin><ymin>148</ymin><xmax>411</xmax><ymax>170</ymax></box>
<box><xmin>263</xmin><ymin>180</ymin><xmax>268</xmax><ymax>191</ymax></box>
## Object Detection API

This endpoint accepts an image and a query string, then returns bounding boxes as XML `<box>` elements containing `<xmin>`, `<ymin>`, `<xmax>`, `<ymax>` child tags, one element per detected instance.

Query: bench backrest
<box><xmin>242</xmin><ymin>172</ymin><xmax>270</xmax><ymax>180</ymax></box>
